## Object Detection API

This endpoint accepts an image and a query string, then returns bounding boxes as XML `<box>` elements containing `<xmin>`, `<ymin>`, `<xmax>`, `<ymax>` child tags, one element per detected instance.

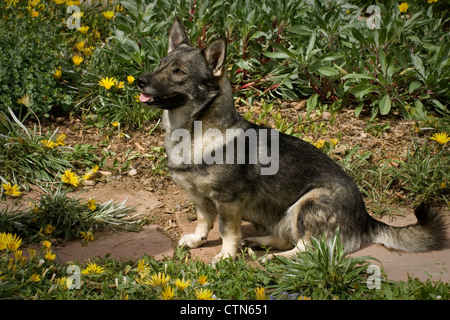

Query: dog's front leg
<box><xmin>211</xmin><ymin>201</ymin><xmax>242</xmax><ymax>265</ymax></box>
<box><xmin>178</xmin><ymin>201</ymin><xmax>215</xmax><ymax>249</ymax></box>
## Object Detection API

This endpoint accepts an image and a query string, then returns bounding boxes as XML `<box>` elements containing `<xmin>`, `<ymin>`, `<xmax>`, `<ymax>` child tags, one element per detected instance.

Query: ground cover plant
<box><xmin>0</xmin><ymin>0</ymin><xmax>449</xmax><ymax>300</ymax></box>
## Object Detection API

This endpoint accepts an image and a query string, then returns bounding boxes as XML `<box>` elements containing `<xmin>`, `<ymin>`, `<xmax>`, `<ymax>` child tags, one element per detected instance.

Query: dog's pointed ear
<box><xmin>202</xmin><ymin>38</ymin><xmax>227</xmax><ymax>78</ymax></box>
<box><xmin>168</xmin><ymin>17</ymin><xmax>188</xmax><ymax>53</ymax></box>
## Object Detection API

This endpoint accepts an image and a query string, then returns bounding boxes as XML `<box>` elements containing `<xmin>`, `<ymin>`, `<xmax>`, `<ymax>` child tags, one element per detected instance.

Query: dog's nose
<box><xmin>137</xmin><ymin>76</ymin><xmax>148</xmax><ymax>88</ymax></box>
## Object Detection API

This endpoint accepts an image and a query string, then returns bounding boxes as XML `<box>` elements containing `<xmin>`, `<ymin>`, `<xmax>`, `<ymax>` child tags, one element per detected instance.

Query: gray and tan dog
<box><xmin>137</xmin><ymin>18</ymin><xmax>446</xmax><ymax>264</ymax></box>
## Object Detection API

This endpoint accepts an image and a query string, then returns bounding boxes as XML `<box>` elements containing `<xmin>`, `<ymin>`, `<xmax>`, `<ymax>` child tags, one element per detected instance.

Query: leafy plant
<box><xmin>390</xmin><ymin>140</ymin><xmax>449</xmax><ymax>205</ymax></box>
<box><xmin>0</xmin><ymin>183</ymin><xmax>146</xmax><ymax>242</ymax></box>
<box><xmin>0</xmin><ymin>108</ymin><xmax>73</xmax><ymax>188</ymax></box>
<box><xmin>269</xmin><ymin>230</ymin><xmax>380</xmax><ymax>299</ymax></box>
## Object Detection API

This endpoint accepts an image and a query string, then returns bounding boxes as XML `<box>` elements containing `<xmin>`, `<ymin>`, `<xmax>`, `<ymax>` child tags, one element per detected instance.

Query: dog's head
<box><xmin>137</xmin><ymin>17</ymin><xmax>227</xmax><ymax>110</ymax></box>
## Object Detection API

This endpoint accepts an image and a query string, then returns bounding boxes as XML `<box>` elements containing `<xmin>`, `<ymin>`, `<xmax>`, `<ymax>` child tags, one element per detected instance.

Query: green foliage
<box><xmin>0</xmin><ymin>183</ymin><xmax>146</xmax><ymax>241</ymax></box>
<box><xmin>1</xmin><ymin>0</ymin><xmax>448</xmax><ymax>121</ymax></box>
<box><xmin>391</xmin><ymin>140</ymin><xmax>449</xmax><ymax>206</ymax></box>
<box><xmin>0</xmin><ymin>2</ymin><xmax>72</xmax><ymax>118</ymax></box>
<box><xmin>2</xmin><ymin>230</ymin><xmax>448</xmax><ymax>300</ymax></box>
<box><xmin>0</xmin><ymin>108</ymin><xmax>101</xmax><ymax>188</ymax></box>
<box><xmin>269</xmin><ymin>230</ymin><xmax>379</xmax><ymax>299</ymax></box>
<box><xmin>0</xmin><ymin>108</ymin><xmax>73</xmax><ymax>187</ymax></box>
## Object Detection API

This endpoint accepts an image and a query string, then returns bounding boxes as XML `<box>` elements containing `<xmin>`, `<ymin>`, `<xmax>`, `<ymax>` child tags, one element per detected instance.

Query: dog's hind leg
<box><xmin>241</xmin><ymin>235</ymin><xmax>293</xmax><ymax>251</ymax></box>
<box><xmin>261</xmin><ymin>239</ymin><xmax>309</xmax><ymax>262</ymax></box>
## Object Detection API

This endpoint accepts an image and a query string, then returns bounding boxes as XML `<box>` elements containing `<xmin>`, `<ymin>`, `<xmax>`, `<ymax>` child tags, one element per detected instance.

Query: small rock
<box><xmin>128</xmin><ymin>168</ymin><xmax>138</xmax><ymax>176</ymax></box>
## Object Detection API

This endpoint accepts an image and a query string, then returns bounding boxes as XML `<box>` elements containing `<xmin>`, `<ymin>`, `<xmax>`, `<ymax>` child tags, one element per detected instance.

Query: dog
<box><xmin>137</xmin><ymin>17</ymin><xmax>446</xmax><ymax>264</ymax></box>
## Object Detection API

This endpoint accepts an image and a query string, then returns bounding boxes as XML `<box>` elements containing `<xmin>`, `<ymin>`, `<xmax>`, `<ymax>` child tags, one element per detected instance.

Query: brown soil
<box><xmin>1</xmin><ymin>102</ymin><xmax>449</xmax><ymax>283</ymax></box>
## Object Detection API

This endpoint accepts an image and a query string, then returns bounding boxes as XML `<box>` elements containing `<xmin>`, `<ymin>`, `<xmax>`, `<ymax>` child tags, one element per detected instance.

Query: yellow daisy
<box><xmin>2</xmin><ymin>182</ymin><xmax>22</xmax><ymax>197</ymax></box>
<box><xmin>98</xmin><ymin>77</ymin><xmax>117</xmax><ymax>90</ymax></box>
<box><xmin>430</xmin><ymin>132</ymin><xmax>450</xmax><ymax>144</ymax></box>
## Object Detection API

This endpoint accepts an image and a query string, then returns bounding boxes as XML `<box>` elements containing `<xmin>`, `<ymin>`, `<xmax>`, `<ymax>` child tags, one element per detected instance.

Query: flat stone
<box><xmin>54</xmin><ymin>225</ymin><xmax>173</xmax><ymax>263</ymax></box>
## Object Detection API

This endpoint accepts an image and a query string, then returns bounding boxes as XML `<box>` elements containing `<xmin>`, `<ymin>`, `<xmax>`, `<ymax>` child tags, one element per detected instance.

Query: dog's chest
<box><xmin>170</xmin><ymin>170</ymin><xmax>215</xmax><ymax>199</ymax></box>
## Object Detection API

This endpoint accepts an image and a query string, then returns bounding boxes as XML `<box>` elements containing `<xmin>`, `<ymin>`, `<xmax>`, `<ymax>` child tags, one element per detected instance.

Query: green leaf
<box><xmin>317</xmin><ymin>67</ymin><xmax>339</xmax><ymax>77</ymax></box>
<box><xmin>306</xmin><ymin>31</ymin><xmax>316</xmax><ymax>61</ymax></box>
<box><xmin>290</xmin><ymin>25</ymin><xmax>313</xmax><ymax>36</ymax></box>
<box><xmin>349</xmin><ymin>84</ymin><xmax>378</xmax><ymax>99</ymax></box>
<box><xmin>342</xmin><ymin>73</ymin><xmax>376</xmax><ymax>81</ymax></box>
<box><xmin>379</xmin><ymin>94</ymin><xmax>391</xmax><ymax>115</ymax></box>
<box><xmin>355</xmin><ymin>102</ymin><xmax>364</xmax><ymax>117</ymax></box>
<box><xmin>409</xmin><ymin>81</ymin><xmax>421</xmax><ymax>94</ymax></box>
<box><xmin>306</xmin><ymin>93</ymin><xmax>319</xmax><ymax>111</ymax></box>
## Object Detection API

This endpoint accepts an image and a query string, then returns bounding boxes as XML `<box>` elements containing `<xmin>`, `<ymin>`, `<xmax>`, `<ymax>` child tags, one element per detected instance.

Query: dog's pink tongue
<box><xmin>139</xmin><ymin>93</ymin><xmax>152</xmax><ymax>103</ymax></box>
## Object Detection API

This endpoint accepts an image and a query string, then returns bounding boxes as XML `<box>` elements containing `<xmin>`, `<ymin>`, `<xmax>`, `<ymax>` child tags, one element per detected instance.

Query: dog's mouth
<box><xmin>139</xmin><ymin>92</ymin><xmax>185</xmax><ymax>109</ymax></box>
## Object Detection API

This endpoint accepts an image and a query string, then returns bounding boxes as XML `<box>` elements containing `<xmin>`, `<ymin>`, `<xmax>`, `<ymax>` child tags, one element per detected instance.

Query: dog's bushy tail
<box><xmin>367</xmin><ymin>203</ymin><xmax>447</xmax><ymax>252</ymax></box>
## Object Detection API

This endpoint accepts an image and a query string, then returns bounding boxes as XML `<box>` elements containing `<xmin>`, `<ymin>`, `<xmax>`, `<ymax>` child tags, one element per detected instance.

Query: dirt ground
<box><xmin>2</xmin><ymin>102</ymin><xmax>449</xmax><ymax>283</ymax></box>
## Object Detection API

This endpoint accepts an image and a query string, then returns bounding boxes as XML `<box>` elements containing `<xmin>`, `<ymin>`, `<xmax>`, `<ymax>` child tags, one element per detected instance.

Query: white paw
<box><xmin>178</xmin><ymin>234</ymin><xmax>206</xmax><ymax>249</ymax></box>
<box><xmin>260</xmin><ymin>253</ymin><xmax>274</xmax><ymax>264</ymax></box>
<box><xmin>210</xmin><ymin>251</ymin><xmax>232</xmax><ymax>265</ymax></box>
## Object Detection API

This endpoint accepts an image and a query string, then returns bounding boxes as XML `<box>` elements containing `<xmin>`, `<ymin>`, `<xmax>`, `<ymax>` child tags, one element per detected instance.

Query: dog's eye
<box><xmin>174</xmin><ymin>68</ymin><xmax>186</xmax><ymax>75</ymax></box>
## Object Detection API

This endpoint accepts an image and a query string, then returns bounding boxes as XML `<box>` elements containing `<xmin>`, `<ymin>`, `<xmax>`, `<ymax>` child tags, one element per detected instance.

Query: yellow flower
<box><xmin>441</xmin><ymin>182</ymin><xmax>446</xmax><ymax>189</ymax></box>
<box><xmin>198</xmin><ymin>274</ymin><xmax>208</xmax><ymax>285</ymax></box>
<box><xmin>14</xmin><ymin>249</ymin><xmax>22</xmax><ymax>261</ymax></box>
<box><xmin>102</xmin><ymin>11</ymin><xmax>115</xmax><ymax>20</ymax></box>
<box><xmin>75</xmin><ymin>41</ymin><xmax>85</xmax><ymax>51</ymax></box>
<box><xmin>98</xmin><ymin>77</ymin><xmax>117</xmax><ymax>90</ymax></box>
<box><xmin>66</xmin><ymin>0</ymin><xmax>80</xmax><ymax>5</ymax></box>
<box><xmin>82</xmin><ymin>46</ymin><xmax>94</xmax><ymax>56</ymax></box>
<box><xmin>53</xmin><ymin>66</ymin><xmax>62</xmax><ymax>79</ymax></box>
<box><xmin>134</xmin><ymin>94</ymin><xmax>140</xmax><ymax>102</ymax></box>
<box><xmin>80</xmin><ymin>230</ymin><xmax>94</xmax><ymax>242</ymax></box>
<box><xmin>127</xmin><ymin>75</ymin><xmax>135</xmax><ymax>84</ymax></box>
<box><xmin>116</xmin><ymin>4</ymin><xmax>124</xmax><ymax>12</ymax></box>
<box><xmin>3</xmin><ymin>182</ymin><xmax>22</xmax><ymax>197</ymax></box>
<box><xmin>42</xmin><ymin>240</ymin><xmax>52</xmax><ymax>249</ymax></box>
<box><xmin>57</xmin><ymin>277</ymin><xmax>70</xmax><ymax>289</ymax></box>
<box><xmin>28</xmin><ymin>248</ymin><xmax>37</xmax><ymax>260</ymax></box>
<box><xmin>41</xmin><ymin>139</ymin><xmax>56</xmax><ymax>149</ymax></box>
<box><xmin>195</xmin><ymin>288</ymin><xmax>214</xmax><ymax>300</ymax></box>
<box><xmin>136</xmin><ymin>258</ymin><xmax>150</xmax><ymax>278</ymax></box>
<box><xmin>45</xmin><ymin>250</ymin><xmax>57</xmax><ymax>261</ymax></box>
<box><xmin>5</xmin><ymin>0</ymin><xmax>18</xmax><ymax>7</ymax></box>
<box><xmin>161</xmin><ymin>286</ymin><xmax>175</xmax><ymax>300</ymax></box>
<box><xmin>17</xmin><ymin>93</ymin><xmax>31</xmax><ymax>106</ymax></box>
<box><xmin>115</xmin><ymin>81</ymin><xmax>125</xmax><ymax>90</ymax></box>
<box><xmin>30</xmin><ymin>273</ymin><xmax>41</xmax><ymax>282</ymax></box>
<box><xmin>148</xmin><ymin>273</ymin><xmax>170</xmax><ymax>287</ymax></box>
<box><xmin>82</xmin><ymin>165</ymin><xmax>99</xmax><ymax>180</ymax></box>
<box><xmin>175</xmin><ymin>278</ymin><xmax>192</xmax><ymax>290</ymax></box>
<box><xmin>298</xmin><ymin>295</ymin><xmax>311</xmax><ymax>300</ymax></box>
<box><xmin>29</xmin><ymin>0</ymin><xmax>40</xmax><ymax>7</ymax></box>
<box><xmin>314</xmin><ymin>140</ymin><xmax>325</xmax><ymax>149</ymax></box>
<box><xmin>72</xmin><ymin>11</ymin><xmax>83</xmax><ymax>19</ymax></box>
<box><xmin>77</xmin><ymin>26</ymin><xmax>89</xmax><ymax>34</ymax></box>
<box><xmin>430</xmin><ymin>132</ymin><xmax>450</xmax><ymax>144</ymax></box>
<box><xmin>56</xmin><ymin>133</ymin><xmax>66</xmax><ymax>146</ymax></box>
<box><xmin>82</xmin><ymin>262</ymin><xmax>105</xmax><ymax>275</ymax></box>
<box><xmin>61</xmin><ymin>169</ymin><xmax>80</xmax><ymax>187</ymax></box>
<box><xmin>30</xmin><ymin>9</ymin><xmax>39</xmax><ymax>17</ymax></box>
<box><xmin>45</xmin><ymin>224</ymin><xmax>55</xmax><ymax>235</ymax></box>
<box><xmin>53</xmin><ymin>0</ymin><xmax>66</xmax><ymax>4</ymax></box>
<box><xmin>330</xmin><ymin>138</ymin><xmax>339</xmax><ymax>146</ymax></box>
<box><xmin>255</xmin><ymin>287</ymin><xmax>266</xmax><ymax>300</ymax></box>
<box><xmin>111</xmin><ymin>121</ymin><xmax>120</xmax><ymax>127</ymax></box>
<box><xmin>72</xmin><ymin>55</ymin><xmax>83</xmax><ymax>66</ymax></box>
<box><xmin>399</xmin><ymin>2</ymin><xmax>408</xmax><ymax>13</ymax></box>
<box><xmin>87</xmin><ymin>197</ymin><xmax>97</xmax><ymax>211</ymax></box>
<box><xmin>427</xmin><ymin>0</ymin><xmax>437</xmax><ymax>3</ymax></box>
